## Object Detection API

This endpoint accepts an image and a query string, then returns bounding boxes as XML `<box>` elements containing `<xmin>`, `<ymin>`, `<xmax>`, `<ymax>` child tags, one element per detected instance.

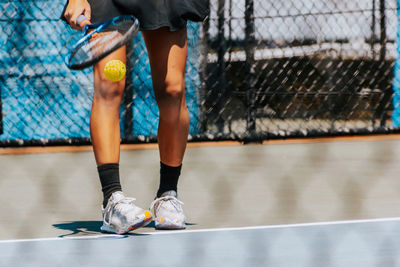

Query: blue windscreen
<box><xmin>0</xmin><ymin>1</ymin><xmax>201</xmax><ymax>142</ymax></box>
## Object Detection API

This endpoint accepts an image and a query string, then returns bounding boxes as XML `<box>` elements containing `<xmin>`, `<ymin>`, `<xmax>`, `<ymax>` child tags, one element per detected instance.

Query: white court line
<box><xmin>0</xmin><ymin>234</ymin><xmax>125</xmax><ymax>244</ymax></box>
<box><xmin>1</xmin><ymin>217</ymin><xmax>400</xmax><ymax>244</ymax></box>
<box><xmin>147</xmin><ymin>216</ymin><xmax>400</xmax><ymax>236</ymax></box>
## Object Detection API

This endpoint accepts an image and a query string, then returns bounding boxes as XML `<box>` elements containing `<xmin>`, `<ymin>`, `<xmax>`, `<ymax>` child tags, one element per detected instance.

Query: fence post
<box><xmin>245</xmin><ymin>0</ymin><xmax>256</xmax><ymax>136</ymax></box>
<box><xmin>379</xmin><ymin>0</ymin><xmax>386</xmax><ymax>60</ymax></box>
<box><xmin>371</xmin><ymin>0</ymin><xmax>376</xmax><ymax>59</ymax></box>
<box><xmin>376</xmin><ymin>0</ymin><xmax>390</xmax><ymax>127</ymax></box>
<box><xmin>216</xmin><ymin>0</ymin><xmax>226</xmax><ymax>132</ymax></box>
<box><xmin>123</xmin><ymin>40</ymin><xmax>134</xmax><ymax>140</ymax></box>
<box><xmin>200</xmin><ymin>1</ymin><xmax>210</xmax><ymax>133</ymax></box>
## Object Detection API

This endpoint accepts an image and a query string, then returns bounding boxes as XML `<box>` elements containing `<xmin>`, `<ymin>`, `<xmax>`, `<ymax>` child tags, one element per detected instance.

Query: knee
<box><xmin>94</xmin><ymin>76</ymin><xmax>125</xmax><ymax>102</ymax></box>
<box><xmin>155</xmin><ymin>79</ymin><xmax>185</xmax><ymax>104</ymax></box>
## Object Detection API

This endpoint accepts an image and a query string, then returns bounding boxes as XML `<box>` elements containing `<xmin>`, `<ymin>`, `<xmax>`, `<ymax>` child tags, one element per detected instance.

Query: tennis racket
<box><xmin>65</xmin><ymin>15</ymin><xmax>139</xmax><ymax>70</ymax></box>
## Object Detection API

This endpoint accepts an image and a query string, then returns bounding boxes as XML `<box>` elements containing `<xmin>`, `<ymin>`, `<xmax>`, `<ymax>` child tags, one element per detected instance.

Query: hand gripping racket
<box><xmin>65</xmin><ymin>15</ymin><xmax>139</xmax><ymax>70</ymax></box>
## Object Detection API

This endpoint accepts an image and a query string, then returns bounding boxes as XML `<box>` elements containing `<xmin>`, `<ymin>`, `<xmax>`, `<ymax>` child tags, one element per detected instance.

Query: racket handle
<box><xmin>77</xmin><ymin>15</ymin><xmax>90</xmax><ymax>29</ymax></box>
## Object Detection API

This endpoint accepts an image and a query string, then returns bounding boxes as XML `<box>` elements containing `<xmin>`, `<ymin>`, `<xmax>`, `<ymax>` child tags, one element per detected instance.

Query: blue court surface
<box><xmin>2</xmin><ymin>138</ymin><xmax>400</xmax><ymax>266</ymax></box>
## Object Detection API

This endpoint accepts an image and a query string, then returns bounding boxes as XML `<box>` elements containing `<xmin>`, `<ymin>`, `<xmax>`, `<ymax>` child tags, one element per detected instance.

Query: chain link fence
<box><xmin>0</xmin><ymin>0</ymin><xmax>398</xmax><ymax>146</ymax></box>
<box><xmin>202</xmin><ymin>0</ymin><xmax>398</xmax><ymax>141</ymax></box>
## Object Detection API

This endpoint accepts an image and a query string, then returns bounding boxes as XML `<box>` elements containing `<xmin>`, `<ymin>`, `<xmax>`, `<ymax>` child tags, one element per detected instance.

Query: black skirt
<box><xmin>61</xmin><ymin>0</ymin><xmax>209</xmax><ymax>32</ymax></box>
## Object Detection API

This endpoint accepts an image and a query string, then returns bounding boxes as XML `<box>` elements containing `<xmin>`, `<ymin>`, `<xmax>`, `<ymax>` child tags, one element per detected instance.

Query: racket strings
<box><xmin>87</xmin><ymin>31</ymin><xmax>122</xmax><ymax>56</ymax></box>
<box><xmin>66</xmin><ymin>16</ymin><xmax>139</xmax><ymax>69</ymax></box>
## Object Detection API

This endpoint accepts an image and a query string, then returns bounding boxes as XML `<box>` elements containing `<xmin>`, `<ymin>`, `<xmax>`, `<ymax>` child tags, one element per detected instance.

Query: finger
<box><xmin>68</xmin><ymin>20</ymin><xmax>80</xmax><ymax>30</ymax></box>
<box><xmin>84</xmin><ymin>7</ymin><xmax>91</xmax><ymax>21</ymax></box>
<box><xmin>64</xmin><ymin>12</ymin><xmax>70</xmax><ymax>20</ymax></box>
<box><xmin>70</xmin><ymin>8</ymin><xmax>85</xmax><ymax>28</ymax></box>
<box><xmin>65</xmin><ymin>11</ymin><xmax>79</xmax><ymax>30</ymax></box>
<box><xmin>64</xmin><ymin>10</ymin><xmax>71</xmax><ymax>21</ymax></box>
<box><xmin>71</xmin><ymin>24</ymin><xmax>81</xmax><ymax>30</ymax></box>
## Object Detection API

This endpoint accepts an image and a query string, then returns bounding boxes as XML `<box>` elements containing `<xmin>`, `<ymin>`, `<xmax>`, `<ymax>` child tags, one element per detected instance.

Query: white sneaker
<box><xmin>150</xmin><ymin>190</ymin><xmax>185</xmax><ymax>230</ymax></box>
<box><xmin>101</xmin><ymin>191</ymin><xmax>152</xmax><ymax>234</ymax></box>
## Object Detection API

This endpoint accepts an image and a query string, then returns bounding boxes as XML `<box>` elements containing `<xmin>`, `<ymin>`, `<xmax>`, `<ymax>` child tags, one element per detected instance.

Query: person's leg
<box><xmin>143</xmin><ymin>27</ymin><xmax>188</xmax><ymax>229</ymax></box>
<box><xmin>91</xmin><ymin>47</ymin><xmax>151</xmax><ymax>234</ymax></box>
<box><xmin>91</xmin><ymin>47</ymin><xmax>126</xmax><ymax>208</ymax></box>
<box><xmin>91</xmin><ymin>47</ymin><xmax>126</xmax><ymax>166</ymax></box>
<box><xmin>142</xmin><ymin>27</ymin><xmax>189</xmax><ymax>195</ymax></box>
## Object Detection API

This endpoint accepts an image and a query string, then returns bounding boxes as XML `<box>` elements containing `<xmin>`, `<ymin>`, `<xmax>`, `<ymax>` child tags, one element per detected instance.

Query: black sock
<box><xmin>97</xmin><ymin>163</ymin><xmax>122</xmax><ymax>207</ymax></box>
<box><xmin>157</xmin><ymin>162</ymin><xmax>182</xmax><ymax>197</ymax></box>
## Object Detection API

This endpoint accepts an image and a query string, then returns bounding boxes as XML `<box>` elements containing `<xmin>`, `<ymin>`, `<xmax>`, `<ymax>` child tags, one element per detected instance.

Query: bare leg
<box><xmin>142</xmin><ymin>27</ymin><xmax>189</xmax><ymax>167</ymax></box>
<box><xmin>91</xmin><ymin>46</ymin><xmax>152</xmax><ymax>233</ymax></box>
<box><xmin>90</xmin><ymin>46</ymin><xmax>126</xmax><ymax>165</ymax></box>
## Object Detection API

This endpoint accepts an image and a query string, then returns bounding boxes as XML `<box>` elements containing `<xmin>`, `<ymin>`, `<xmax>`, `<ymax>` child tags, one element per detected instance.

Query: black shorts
<box><xmin>61</xmin><ymin>0</ymin><xmax>209</xmax><ymax>32</ymax></box>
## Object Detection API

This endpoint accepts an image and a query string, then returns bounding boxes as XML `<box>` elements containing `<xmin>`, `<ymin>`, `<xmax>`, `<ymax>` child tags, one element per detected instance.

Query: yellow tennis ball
<box><xmin>104</xmin><ymin>59</ymin><xmax>126</xmax><ymax>82</ymax></box>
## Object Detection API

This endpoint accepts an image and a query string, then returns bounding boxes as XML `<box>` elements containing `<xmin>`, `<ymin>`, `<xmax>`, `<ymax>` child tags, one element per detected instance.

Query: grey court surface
<box><xmin>1</xmin><ymin>218</ymin><xmax>400</xmax><ymax>267</ymax></box>
<box><xmin>1</xmin><ymin>138</ymin><xmax>400</xmax><ymax>266</ymax></box>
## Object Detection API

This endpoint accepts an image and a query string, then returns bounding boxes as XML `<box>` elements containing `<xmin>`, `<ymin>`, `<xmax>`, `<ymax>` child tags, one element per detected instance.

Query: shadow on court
<box><xmin>53</xmin><ymin>221</ymin><xmax>103</xmax><ymax>237</ymax></box>
<box><xmin>52</xmin><ymin>221</ymin><xmax>198</xmax><ymax>237</ymax></box>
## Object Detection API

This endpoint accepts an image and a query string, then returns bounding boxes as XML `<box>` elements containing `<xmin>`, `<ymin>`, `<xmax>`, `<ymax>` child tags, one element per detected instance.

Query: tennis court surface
<box><xmin>1</xmin><ymin>137</ymin><xmax>400</xmax><ymax>266</ymax></box>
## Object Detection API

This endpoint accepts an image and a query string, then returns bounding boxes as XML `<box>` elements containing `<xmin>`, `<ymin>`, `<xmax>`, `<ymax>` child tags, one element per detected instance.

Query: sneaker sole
<box><xmin>155</xmin><ymin>217</ymin><xmax>185</xmax><ymax>230</ymax></box>
<box><xmin>101</xmin><ymin>211</ymin><xmax>153</xmax><ymax>234</ymax></box>
<box><xmin>128</xmin><ymin>215</ymin><xmax>152</xmax><ymax>232</ymax></box>
<box><xmin>155</xmin><ymin>224</ymin><xmax>185</xmax><ymax>230</ymax></box>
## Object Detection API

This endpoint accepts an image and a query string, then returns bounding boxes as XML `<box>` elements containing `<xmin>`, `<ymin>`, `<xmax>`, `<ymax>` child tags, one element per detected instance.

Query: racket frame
<box><xmin>65</xmin><ymin>15</ymin><xmax>139</xmax><ymax>70</ymax></box>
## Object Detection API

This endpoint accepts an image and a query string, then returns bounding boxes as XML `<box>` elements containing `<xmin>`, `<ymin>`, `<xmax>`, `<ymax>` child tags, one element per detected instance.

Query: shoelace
<box><xmin>104</xmin><ymin>197</ymin><xmax>137</xmax><ymax>224</ymax></box>
<box><xmin>114</xmin><ymin>197</ymin><xmax>136</xmax><ymax>213</ymax></box>
<box><xmin>150</xmin><ymin>196</ymin><xmax>184</xmax><ymax>215</ymax></box>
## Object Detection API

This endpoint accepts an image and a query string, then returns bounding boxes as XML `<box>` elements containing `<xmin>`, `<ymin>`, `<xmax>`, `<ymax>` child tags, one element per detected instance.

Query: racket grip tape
<box><xmin>77</xmin><ymin>15</ymin><xmax>90</xmax><ymax>28</ymax></box>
